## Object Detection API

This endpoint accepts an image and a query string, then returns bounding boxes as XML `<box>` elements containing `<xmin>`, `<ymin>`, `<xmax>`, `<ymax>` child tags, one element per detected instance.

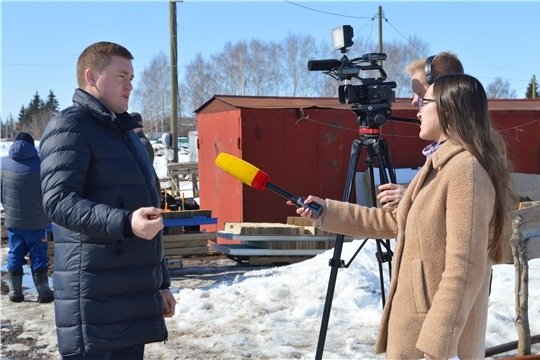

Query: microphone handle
<box><xmin>266</xmin><ymin>182</ymin><xmax>323</xmax><ymax>219</ymax></box>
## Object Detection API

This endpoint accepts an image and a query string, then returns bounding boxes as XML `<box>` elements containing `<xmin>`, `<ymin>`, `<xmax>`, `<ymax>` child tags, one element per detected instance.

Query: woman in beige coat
<box><xmin>293</xmin><ymin>74</ymin><xmax>513</xmax><ymax>360</ymax></box>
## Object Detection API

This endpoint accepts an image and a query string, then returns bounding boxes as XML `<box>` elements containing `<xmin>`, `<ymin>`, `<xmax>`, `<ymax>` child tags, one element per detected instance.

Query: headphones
<box><xmin>424</xmin><ymin>55</ymin><xmax>436</xmax><ymax>85</ymax></box>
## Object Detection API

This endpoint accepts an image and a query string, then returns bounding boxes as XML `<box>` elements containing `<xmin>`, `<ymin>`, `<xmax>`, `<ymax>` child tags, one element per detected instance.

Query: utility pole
<box><xmin>533</xmin><ymin>75</ymin><xmax>537</xmax><ymax>99</ymax></box>
<box><xmin>378</xmin><ymin>6</ymin><xmax>383</xmax><ymax>67</ymax></box>
<box><xmin>169</xmin><ymin>0</ymin><xmax>179</xmax><ymax>163</ymax></box>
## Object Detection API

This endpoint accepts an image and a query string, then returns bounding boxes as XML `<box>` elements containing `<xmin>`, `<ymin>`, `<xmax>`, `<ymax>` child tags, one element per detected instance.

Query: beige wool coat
<box><xmin>321</xmin><ymin>141</ymin><xmax>495</xmax><ymax>359</ymax></box>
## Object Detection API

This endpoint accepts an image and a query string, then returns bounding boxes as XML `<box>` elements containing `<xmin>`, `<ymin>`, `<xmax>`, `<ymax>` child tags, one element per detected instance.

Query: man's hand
<box><xmin>377</xmin><ymin>183</ymin><xmax>406</xmax><ymax>209</ymax></box>
<box><xmin>131</xmin><ymin>207</ymin><xmax>164</xmax><ymax>240</ymax></box>
<box><xmin>159</xmin><ymin>289</ymin><xmax>176</xmax><ymax>318</ymax></box>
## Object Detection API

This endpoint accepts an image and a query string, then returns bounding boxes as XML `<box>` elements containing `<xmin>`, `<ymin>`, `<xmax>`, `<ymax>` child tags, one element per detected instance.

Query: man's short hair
<box><xmin>405</xmin><ymin>51</ymin><xmax>464</xmax><ymax>83</ymax></box>
<box><xmin>430</xmin><ymin>51</ymin><xmax>464</xmax><ymax>79</ymax></box>
<box><xmin>77</xmin><ymin>42</ymin><xmax>134</xmax><ymax>88</ymax></box>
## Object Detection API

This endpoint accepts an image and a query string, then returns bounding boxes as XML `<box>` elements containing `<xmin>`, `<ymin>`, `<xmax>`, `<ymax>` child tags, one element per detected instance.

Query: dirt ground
<box><xmin>0</xmin><ymin>230</ymin><xmax>267</xmax><ymax>360</ymax></box>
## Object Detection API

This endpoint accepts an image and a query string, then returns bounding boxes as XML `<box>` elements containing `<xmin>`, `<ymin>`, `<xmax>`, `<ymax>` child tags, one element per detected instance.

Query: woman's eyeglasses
<box><xmin>418</xmin><ymin>98</ymin><xmax>436</xmax><ymax>112</ymax></box>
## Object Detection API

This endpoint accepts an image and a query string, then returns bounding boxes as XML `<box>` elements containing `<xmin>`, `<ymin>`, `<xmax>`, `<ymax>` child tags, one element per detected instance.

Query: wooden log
<box><xmin>509</xmin><ymin>204</ymin><xmax>540</xmax><ymax>356</ymax></box>
<box><xmin>485</xmin><ymin>334</ymin><xmax>540</xmax><ymax>358</ymax></box>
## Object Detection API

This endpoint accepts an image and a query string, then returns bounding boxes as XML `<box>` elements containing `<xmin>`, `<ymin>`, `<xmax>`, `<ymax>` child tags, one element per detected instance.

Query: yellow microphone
<box><xmin>215</xmin><ymin>153</ymin><xmax>322</xmax><ymax>219</ymax></box>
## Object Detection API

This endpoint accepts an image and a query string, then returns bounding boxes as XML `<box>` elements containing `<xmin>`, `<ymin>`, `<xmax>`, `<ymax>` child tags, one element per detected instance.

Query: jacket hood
<box><xmin>9</xmin><ymin>139</ymin><xmax>38</xmax><ymax>161</ymax></box>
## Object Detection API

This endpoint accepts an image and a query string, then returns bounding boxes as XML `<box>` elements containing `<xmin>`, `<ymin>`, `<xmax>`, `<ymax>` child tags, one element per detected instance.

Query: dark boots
<box><xmin>7</xmin><ymin>269</ymin><xmax>25</xmax><ymax>303</ymax></box>
<box><xmin>32</xmin><ymin>269</ymin><xmax>54</xmax><ymax>303</ymax></box>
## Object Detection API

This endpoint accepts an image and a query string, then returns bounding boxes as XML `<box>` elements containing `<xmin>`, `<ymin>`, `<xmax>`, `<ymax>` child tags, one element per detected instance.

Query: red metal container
<box><xmin>196</xmin><ymin>96</ymin><xmax>540</xmax><ymax>237</ymax></box>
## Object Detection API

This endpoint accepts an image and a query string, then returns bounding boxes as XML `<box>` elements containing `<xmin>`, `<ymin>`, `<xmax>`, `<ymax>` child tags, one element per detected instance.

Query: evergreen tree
<box><xmin>525</xmin><ymin>76</ymin><xmax>539</xmax><ymax>99</ymax></box>
<box><xmin>19</xmin><ymin>92</ymin><xmax>42</xmax><ymax>125</ymax></box>
<box><xmin>28</xmin><ymin>91</ymin><xmax>44</xmax><ymax>113</ymax></box>
<box><xmin>18</xmin><ymin>105</ymin><xmax>27</xmax><ymax>123</ymax></box>
<box><xmin>45</xmin><ymin>90</ymin><xmax>60</xmax><ymax>112</ymax></box>
<box><xmin>16</xmin><ymin>91</ymin><xmax>57</xmax><ymax>138</ymax></box>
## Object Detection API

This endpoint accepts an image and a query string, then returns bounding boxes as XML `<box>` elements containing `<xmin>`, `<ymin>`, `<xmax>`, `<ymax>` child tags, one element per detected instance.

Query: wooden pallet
<box><xmin>212</xmin><ymin>218</ymin><xmax>357</xmax><ymax>265</ymax></box>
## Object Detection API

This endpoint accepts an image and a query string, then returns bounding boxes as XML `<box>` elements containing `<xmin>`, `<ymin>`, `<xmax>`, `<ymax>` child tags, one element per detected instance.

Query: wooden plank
<box><xmin>511</xmin><ymin>204</ymin><xmax>540</xmax><ymax>239</ymax></box>
<box><xmin>225</xmin><ymin>222</ymin><xmax>303</xmax><ymax>235</ymax></box>
<box><xmin>510</xmin><ymin>203</ymin><xmax>540</xmax><ymax>258</ymax></box>
<box><xmin>163</xmin><ymin>239</ymin><xmax>208</xmax><ymax>249</ymax></box>
<box><xmin>216</xmin><ymin>231</ymin><xmax>355</xmax><ymax>242</ymax></box>
<box><xmin>210</xmin><ymin>243</ymin><xmax>326</xmax><ymax>256</ymax></box>
<box><xmin>163</xmin><ymin>233</ymin><xmax>216</xmax><ymax>242</ymax></box>
<box><xmin>167</xmin><ymin>162</ymin><xmax>198</xmax><ymax>177</ymax></box>
<box><xmin>164</xmin><ymin>247</ymin><xmax>208</xmax><ymax>256</ymax></box>
<box><xmin>527</xmin><ymin>236</ymin><xmax>540</xmax><ymax>260</ymax></box>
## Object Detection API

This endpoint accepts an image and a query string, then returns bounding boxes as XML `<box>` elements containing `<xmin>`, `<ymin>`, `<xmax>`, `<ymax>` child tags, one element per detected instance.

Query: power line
<box><xmin>284</xmin><ymin>0</ymin><xmax>372</xmax><ymax>19</ymax></box>
<box><xmin>382</xmin><ymin>17</ymin><xmax>427</xmax><ymax>56</ymax></box>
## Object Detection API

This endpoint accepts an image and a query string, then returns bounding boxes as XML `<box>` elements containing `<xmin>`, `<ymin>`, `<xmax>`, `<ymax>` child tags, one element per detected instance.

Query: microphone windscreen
<box><xmin>307</xmin><ymin>59</ymin><xmax>341</xmax><ymax>71</ymax></box>
<box><xmin>215</xmin><ymin>153</ymin><xmax>270</xmax><ymax>191</ymax></box>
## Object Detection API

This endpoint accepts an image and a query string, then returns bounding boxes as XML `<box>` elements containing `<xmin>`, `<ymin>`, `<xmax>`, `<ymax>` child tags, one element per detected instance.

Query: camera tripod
<box><xmin>315</xmin><ymin>125</ymin><xmax>397</xmax><ymax>360</ymax></box>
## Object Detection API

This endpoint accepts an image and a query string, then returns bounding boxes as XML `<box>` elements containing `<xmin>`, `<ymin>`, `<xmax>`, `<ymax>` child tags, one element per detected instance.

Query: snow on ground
<box><xmin>1</xmin><ymin>242</ymin><xmax>539</xmax><ymax>359</ymax></box>
<box><xmin>1</xmin><ymin>140</ymin><xmax>540</xmax><ymax>359</ymax></box>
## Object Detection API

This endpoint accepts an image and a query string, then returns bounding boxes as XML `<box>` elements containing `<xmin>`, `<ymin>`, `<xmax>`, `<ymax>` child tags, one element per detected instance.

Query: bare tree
<box><xmin>19</xmin><ymin>110</ymin><xmax>54</xmax><ymax>140</ymax></box>
<box><xmin>281</xmin><ymin>32</ymin><xmax>317</xmax><ymax>96</ymax></box>
<box><xmin>486</xmin><ymin>77</ymin><xmax>517</xmax><ymax>99</ymax></box>
<box><xmin>248</xmin><ymin>39</ymin><xmax>273</xmax><ymax>96</ymax></box>
<box><xmin>177</xmin><ymin>31</ymin><xmax>431</xmax><ymax>110</ymax></box>
<box><xmin>131</xmin><ymin>52</ymin><xmax>170</xmax><ymax>137</ymax></box>
<box><xmin>267</xmin><ymin>40</ymin><xmax>285</xmax><ymax>96</ymax></box>
<box><xmin>180</xmin><ymin>53</ymin><xmax>218</xmax><ymax>115</ymax></box>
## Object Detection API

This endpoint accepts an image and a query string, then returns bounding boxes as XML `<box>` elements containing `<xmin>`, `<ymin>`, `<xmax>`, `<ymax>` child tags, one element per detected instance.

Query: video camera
<box><xmin>308</xmin><ymin>25</ymin><xmax>397</xmax><ymax>130</ymax></box>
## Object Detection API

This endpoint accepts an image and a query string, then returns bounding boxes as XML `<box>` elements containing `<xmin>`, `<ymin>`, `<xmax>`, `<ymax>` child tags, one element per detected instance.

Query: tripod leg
<box><xmin>366</xmin><ymin>145</ymin><xmax>390</xmax><ymax>307</ymax></box>
<box><xmin>315</xmin><ymin>139</ymin><xmax>362</xmax><ymax>360</ymax></box>
<box><xmin>378</xmin><ymin>139</ymin><xmax>397</xmax><ymax>184</ymax></box>
<box><xmin>374</xmin><ymin>139</ymin><xmax>396</xmax><ymax>282</ymax></box>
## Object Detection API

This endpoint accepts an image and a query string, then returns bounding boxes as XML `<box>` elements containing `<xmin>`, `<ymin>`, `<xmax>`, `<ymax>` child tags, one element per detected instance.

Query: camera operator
<box><xmin>377</xmin><ymin>51</ymin><xmax>464</xmax><ymax>209</ymax></box>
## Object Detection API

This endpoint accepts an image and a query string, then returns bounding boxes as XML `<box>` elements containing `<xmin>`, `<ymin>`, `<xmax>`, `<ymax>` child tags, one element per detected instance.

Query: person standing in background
<box><xmin>377</xmin><ymin>51</ymin><xmax>465</xmax><ymax>208</ymax></box>
<box><xmin>377</xmin><ymin>51</ymin><xmax>508</xmax><ymax>209</ymax></box>
<box><xmin>0</xmin><ymin>132</ymin><xmax>54</xmax><ymax>303</ymax></box>
<box><xmin>131</xmin><ymin>111</ymin><xmax>161</xmax><ymax>199</ymax></box>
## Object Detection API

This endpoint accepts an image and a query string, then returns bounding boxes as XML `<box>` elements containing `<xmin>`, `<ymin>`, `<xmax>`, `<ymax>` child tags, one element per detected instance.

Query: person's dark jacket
<box><xmin>137</xmin><ymin>129</ymin><xmax>155</xmax><ymax>164</ymax></box>
<box><xmin>137</xmin><ymin>129</ymin><xmax>161</xmax><ymax>196</ymax></box>
<box><xmin>39</xmin><ymin>88</ymin><xmax>170</xmax><ymax>356</ymax></box>
<box><xmin>0</xmin><ymin>139</ymin><xmax>49</xmax><ymax>230</ymax></box>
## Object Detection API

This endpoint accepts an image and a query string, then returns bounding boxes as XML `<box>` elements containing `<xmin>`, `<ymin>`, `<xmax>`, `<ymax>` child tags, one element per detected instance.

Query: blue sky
<box><xmin>1</xmin><ymin>0</ymin><xmax>539</xmax><ymax>121</ymax></box>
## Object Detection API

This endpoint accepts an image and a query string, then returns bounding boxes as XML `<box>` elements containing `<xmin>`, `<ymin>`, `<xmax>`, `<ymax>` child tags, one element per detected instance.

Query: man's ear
<box><xmin>85</xmin><ymin>69</ymin><xmax>97</xmax><ymax>87</ymax></box>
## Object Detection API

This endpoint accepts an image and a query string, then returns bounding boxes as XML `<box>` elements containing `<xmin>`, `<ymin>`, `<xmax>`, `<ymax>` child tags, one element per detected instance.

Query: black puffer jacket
<box><xmin>40</xmin><ymin>89</ymin><xmax>170</xmax><ymax>356</ymax></box>
<box><xmin>0</xmin><ymin>139</ymin><xmax>49</xmax><ymax>230</ymax></box>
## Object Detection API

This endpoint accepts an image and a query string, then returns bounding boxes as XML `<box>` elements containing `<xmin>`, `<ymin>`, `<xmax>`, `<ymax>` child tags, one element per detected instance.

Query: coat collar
<box><xmin>72</xmin><ymin>89</ymin><xmax>140</xmax><ymax>133</ymax></box>
<box><xmin>401</xmin><ymin>141</ymin><xmax>466</xmax><ymax>212</ymax></box>
<box><xmin>429</xmin><ymin>140</ymin><xmax>466</xmax><ymax>170</ymax></box>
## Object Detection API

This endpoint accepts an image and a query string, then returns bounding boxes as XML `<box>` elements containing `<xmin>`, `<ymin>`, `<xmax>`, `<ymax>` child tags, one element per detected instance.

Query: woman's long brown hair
<box><xmin>433</xmin><ymin>74</ymin><xmax>514</xmax><ymax>263</ymax></box>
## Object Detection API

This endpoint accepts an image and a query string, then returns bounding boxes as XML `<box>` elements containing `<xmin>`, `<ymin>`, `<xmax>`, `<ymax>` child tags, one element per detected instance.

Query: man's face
<box><xmin>410</xmin><ymin>69</ymin><xmax>429</xmax><ymax>108</ymax></box>
<box><xmin>85</xmin><ymin>55</ymin><xmax>134</xmax><ymax>114</ymax></box>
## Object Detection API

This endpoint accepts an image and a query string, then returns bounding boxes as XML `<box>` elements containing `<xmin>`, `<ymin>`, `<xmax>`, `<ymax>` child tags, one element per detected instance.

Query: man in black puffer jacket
<box><xmin>39</xmin><ymin>42</ymin><xmax>176</xmax><ymax>360</ymax></box>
